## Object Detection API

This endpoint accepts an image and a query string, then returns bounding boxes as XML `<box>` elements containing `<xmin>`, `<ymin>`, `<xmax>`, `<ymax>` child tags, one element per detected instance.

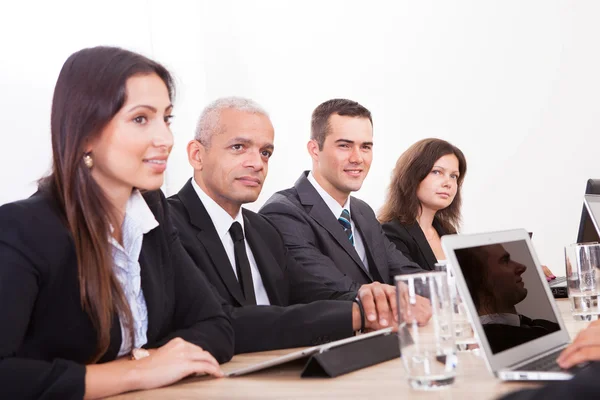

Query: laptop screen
<box><xmin>453</xmin><ymin>240</ymin><xmax>560</xmax><ymax>354</ymax></box>
<box><xmin>578</xmin><ymin>180</ymin><xmax>600</xmax><ymax>243</ymax></box>
<box><xmin>584</xmin><ymin>195</ymin><xmax>600</xmax><ymax>240</ymax></box>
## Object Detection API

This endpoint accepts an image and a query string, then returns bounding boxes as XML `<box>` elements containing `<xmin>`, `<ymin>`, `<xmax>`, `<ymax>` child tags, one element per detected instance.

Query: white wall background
<box><xmin>2</xmin><ymin>0</ymin><xmax>600</xmax><ymax>275</ymax></box>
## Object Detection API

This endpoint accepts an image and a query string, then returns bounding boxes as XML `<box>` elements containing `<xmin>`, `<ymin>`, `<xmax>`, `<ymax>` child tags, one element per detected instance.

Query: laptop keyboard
<box><xmin>520</xmin><ymin>350</ymin><xmax>591</xmax><ymax>374</ymax></box>
<box><xmin>551</xmin><ymin>276</ymin><xmax>567</xmax><ymax>285</ymax></box>
<box><xmin>520</xmin><ymin>350</ymin><xmax>563</xmax><ymax>372</ymax></box>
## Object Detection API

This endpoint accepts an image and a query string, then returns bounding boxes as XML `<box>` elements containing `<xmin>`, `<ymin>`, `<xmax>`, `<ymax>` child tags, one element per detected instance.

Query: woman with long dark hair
<box><xmin>0</xmin><ymin>46</ymin><xmax>233</xmax><ymax>399</ymax></box>
<box><xmin>379</xmin><ymin>138</ymin><xmax>555</xmax><ymax>278</ymax></box>
<box><xmin>379</xmin><ymin>138</ymin><xmax>467</xmax><ymax>269</ymax></box>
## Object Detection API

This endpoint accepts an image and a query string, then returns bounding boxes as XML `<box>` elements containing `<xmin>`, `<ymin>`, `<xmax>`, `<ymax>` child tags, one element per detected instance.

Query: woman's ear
<box><xmin>83</xmin><ymin>137</ymin><xmax>95</xmax><ymax>154</ymax></box>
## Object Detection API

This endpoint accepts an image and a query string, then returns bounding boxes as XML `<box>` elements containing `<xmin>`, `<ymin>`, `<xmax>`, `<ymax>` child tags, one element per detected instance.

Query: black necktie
<box><xmin>229</xmin><ymin>222</ymin><xmax>257</xmax><ymax>305</ymax></box>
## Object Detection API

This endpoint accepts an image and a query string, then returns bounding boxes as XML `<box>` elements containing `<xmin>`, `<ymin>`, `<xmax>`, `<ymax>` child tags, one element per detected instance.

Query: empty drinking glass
<box><xmin>566</xmin><ymin>242</ymin><xmax>600</xmax><ymax>321</ymax></box>
<box><xmin>434</xmin><ymin>261</ymin><xmax>479</xmax><ymax>351</ymax></box>
<box><xmin>396</xmin><ymin>271</ymin><xmax>458</xmax><ymax>390</ymax></box>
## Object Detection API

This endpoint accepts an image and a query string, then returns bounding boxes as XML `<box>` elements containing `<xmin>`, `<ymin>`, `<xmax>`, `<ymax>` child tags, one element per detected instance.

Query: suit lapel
<box><xmin>178</xmin><ymin>180</ymin><xmax>246</xmax><ymax>305</ymax></box>
<box><xmin>294</xmin><ymin>172</ymin><xmax>372</xmax><ymax>281</ymax></box>
<box><xmin>138</xmin><ymin>243</ymin><xmax>161</xmax><ymax>342</ymax></box>
<box><xmin>406</xmin><ymin>222</ymin><xmax>438</xmax><ymax>270</ymax></box>
<box><xmin>242</xmin><ymin>212</ymin><xmax>283</xmax><ymax>305</ymax></box>
<box><xmin>98</xmin><ymin>314</ymin><xmax>123</xmax><ymax>362</ymax></box>
<box><xmin>350</xmin><ymin>204</ymin><xmax>382</xmax><ymax>280</ymax></box>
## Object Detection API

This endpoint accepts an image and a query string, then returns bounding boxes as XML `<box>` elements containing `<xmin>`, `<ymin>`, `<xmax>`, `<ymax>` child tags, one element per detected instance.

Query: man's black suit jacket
<box><xmin>382</xmin><ymin>219</ymin><xmax>448</xmax><ymax>271</ymax></box>
<box><xmin>0</xmin><ymin>189</ymin><xmax>233</xmax><ymax>400</ymax></box>
<box><xmin>167</xmin><ymin>179</ymin><xmax>356</xmax><ymax>354</ymax></box>
<box><xmin>259</xmin><ymin>171</ymin><xmax>424</xmax><ymax>292</ymax></box>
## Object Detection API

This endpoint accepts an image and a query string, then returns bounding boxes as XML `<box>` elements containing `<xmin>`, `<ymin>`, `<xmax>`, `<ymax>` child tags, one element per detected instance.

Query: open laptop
<box><xmin>226</xmin><ymin>327</ymin><xmax>394</xmax><ymax>377</ymax></box>
<box><xmin>578</xmin><ymin>179</ymin><xmax>600</xmax><ymax>244</ymax></box>
<box><xmin>442</xmin><ymin>229</ymin><xmax>576</xmax><ymax>381</ymax></box>
<box><xmin>528</xmin><ymin>232</ymin><xmax>568</xmax><ymax>297</ymax></box>
<box><xmin>583</xmin><ymin>194</ymin><xmax>600</xmax><ymax>242</ymax></box>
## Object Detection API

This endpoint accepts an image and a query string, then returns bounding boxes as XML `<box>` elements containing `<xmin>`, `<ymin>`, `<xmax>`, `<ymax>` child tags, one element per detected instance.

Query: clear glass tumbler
<box><xmin>566</xmin><ymin>242</ymin><xmax>600</xmax><ymax>321</ymax></box>
<box><xmin>396</xmin><ymin>271</ymin><xmax>458</xmax><ymax>390</ymax></box>
<box><xmin>434</xmin><ymin>261</ymin><xmax>479</xmax><ymax>351</ymax></box>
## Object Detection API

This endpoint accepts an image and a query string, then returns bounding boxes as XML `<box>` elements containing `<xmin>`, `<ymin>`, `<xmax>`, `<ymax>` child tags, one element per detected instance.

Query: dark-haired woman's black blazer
<box><xmin>0</xmin><ymin>190</ymin><xmax>234</xmax><ymax>399</ymax></box>
<box><xmin>381</xmin><ymin>219</ymin><xmax>447</xmax><ymax>271</ymax></box>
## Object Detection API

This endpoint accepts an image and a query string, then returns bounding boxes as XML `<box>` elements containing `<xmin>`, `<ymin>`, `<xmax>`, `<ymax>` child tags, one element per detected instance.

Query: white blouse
<box><xmin>109</xmin><ymin>190</ymin><xmax>158</xmax><ymax>356</ymax></box>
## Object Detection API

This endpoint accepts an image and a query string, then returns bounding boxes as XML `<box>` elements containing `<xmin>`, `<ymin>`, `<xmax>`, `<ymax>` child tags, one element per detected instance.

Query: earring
<box><xmin>83</xmin><ymin>153</ymin><xmax>94</xmax><ymax>169</ymax></box>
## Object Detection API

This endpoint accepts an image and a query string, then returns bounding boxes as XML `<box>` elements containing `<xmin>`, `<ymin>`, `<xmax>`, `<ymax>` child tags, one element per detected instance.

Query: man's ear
<box><xmin>187</xmin><ymin>140</ymin><xmax>204</xmax><ymax>170</ymax></box>
<box><xmin>307</xmin><ymin>139</ymin><xmax>320</xmax><ymax>162</ymax></box>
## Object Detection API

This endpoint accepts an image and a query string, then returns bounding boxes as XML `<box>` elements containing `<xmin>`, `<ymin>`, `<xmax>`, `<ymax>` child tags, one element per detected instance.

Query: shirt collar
<box><xmin>109</xmin><ymin>189</ymin><xmax>158</xmax><ymax>254</ymax></box>
<box><xmin>307</xmin><ymin>171</ymin><xmax>351</xmax><ymax>220</ymax></box>
<box><xmin>191</xmin><ymin>177</ymin><xmax>244</xmax><ymax>240</ymax></box>
<box><xmin>479</xmin><ymin>313</ymin><xmax>521</xmax><ymax>327</ymax></box>
<box><xmin>126</xmin><ymin>189</ymin><xmax>159</xmax><ymax>235</ymax></box>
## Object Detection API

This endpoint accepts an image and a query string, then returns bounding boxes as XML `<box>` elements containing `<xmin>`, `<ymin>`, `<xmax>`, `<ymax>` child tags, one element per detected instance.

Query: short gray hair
<box><xmin>194</xmin><ymin>96</ymin><xmax>269</xmax><ymax>146</ymax></box>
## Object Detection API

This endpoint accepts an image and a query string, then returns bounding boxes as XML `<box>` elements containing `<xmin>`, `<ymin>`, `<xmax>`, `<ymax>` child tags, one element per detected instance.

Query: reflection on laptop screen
<box><xmin>454</xmin><ymin>240</ymin><xmax>560</xmax><ymax>354</ymax></box>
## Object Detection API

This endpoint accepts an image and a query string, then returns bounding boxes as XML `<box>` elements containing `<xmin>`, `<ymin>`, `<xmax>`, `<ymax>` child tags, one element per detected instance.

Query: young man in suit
<box><xmin>168</xmin><ymin>97</ymin><xmax>399</xmax><ymax>354</ymax></box>
<box><xmin>260</xmin><ymin>99</ymin><xmax>430</xmax><ymax>321</ymax></box>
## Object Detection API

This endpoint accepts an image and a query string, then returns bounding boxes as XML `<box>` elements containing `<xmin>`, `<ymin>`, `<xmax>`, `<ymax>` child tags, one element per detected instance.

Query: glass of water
<box><xmin>565</xmin><ymin>242</ymin><xmax>600</xmax><ymax>321</ymax></box>
<box><xmin>434</xmin><ymin>261</ymin><xmax>479</xmax><ymax>351</ymax></box>
<box><xmin>396</xmin><ymin>271</ymin><xmax>457</xmax><ymax>390</ymax></box>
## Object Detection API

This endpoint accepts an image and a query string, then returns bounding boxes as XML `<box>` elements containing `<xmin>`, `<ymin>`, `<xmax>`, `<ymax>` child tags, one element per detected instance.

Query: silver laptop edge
<box><xmin>442</xmin><ymin>228</ymin><xmax>572</xmax><ymax>381</ymax></box>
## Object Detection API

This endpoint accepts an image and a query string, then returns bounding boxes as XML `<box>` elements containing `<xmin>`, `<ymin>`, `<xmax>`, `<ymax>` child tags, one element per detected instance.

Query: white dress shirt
<box><xmin>480</xmin><ymin>313</ymin><xmax>521</xmax><ymax>326</ymax></box>
<box><xmin>307</xmin><ymin>171</ymin><xmax>370</xmax><ymax>272</ymax></box>
<box><xmin>109</xmin><ymin>190</ymin><xmax>158</xmax><ymax>356</ymax></box>
<box><xmin>191</xmin><ymin>178</ymin><xmax>270</xmax><ymax>305</ymax></box>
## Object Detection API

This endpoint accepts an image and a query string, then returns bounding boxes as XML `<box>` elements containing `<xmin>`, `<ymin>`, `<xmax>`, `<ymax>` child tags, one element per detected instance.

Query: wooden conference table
<box><xmin>110</xmin><ymin>299</ymin><xmax>587</xmax><ymax>400</ymax></box>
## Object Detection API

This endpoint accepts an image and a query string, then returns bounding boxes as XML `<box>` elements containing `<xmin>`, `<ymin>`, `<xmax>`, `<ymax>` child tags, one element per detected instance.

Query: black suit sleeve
<box><xmin>499</xmin><ymin>362</ymin><xmax>600</xmax><ymax>400</ymax></box>
<box><xmin>381</xmin><ymin>222</ymin><xmax>416</xmax><ymax>263</ymax></box>
<box><xmin>380</xmin><ymin>225</ymin><xmax>423</xmax><ymax>280</ymax></box>
<box><xmin>260</xmin><ymin>201</ymin><xmax>361</xmax><ymax>292</ymax></box>
<box><xmin>226</xmin><ymin>301</ymin><xmax>354</xmax><ymax>354</ymax></box>
<box><xmin>0</xmin><ymin>205</ymin><xmax>86</xmax><ymax>400</ymax></box>
<box><xmin>150</xmin><ymin>195</ymin><xmax>234</xmax><ymax>364</ymax></box>
<box><xmin>285</xmin><ymin>251</ymin><xmax>357</xmax><ymax>303</ymax></box>
<box><xmin>175</xmin><ymin>232</ymin><xmax>355</xmax><ymax>354</ymax></box>
<box><xmin>258</xmin><ymin>216</ymin><xmax>358</xmax><ymax>303</ymax></box>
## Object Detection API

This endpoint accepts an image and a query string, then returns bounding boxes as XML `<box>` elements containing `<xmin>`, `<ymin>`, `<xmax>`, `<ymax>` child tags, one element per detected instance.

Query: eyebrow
<box><xmin>227</xmin><ymin>137</ymin><xmax>275</xmax><ymax>150</ymax></box>
<box><xmin>127</xmin><ymin>104</ymin><xmax>173</xmax><ymax>113</ymax></box>
<box><xmin>433</xmin><ymin>165</ymin><xmax>460</xmax><ymax>175</ymax></box>
<box><xmin>335</xmin><ymin>139</ymin><xmax>374</xmax><ymax>146</ymax></box>
<box><xmin>228</xmin><ymin>137</ymin><xmax>252</xmax><ymax>146</ymax></box>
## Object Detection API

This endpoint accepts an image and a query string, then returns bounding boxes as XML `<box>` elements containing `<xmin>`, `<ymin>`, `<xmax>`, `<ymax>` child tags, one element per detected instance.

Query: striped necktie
<box><xmin>338</xmin><ymin>208</ymin><xmax>354</xmax><ymax>245</ymax></box>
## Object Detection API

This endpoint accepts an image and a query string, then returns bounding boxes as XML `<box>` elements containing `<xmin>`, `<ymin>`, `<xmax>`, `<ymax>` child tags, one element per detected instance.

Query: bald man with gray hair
<box><xmin>168</xmin><ymin>96</ymin><xmax>397</xmax><ymax>354</ymax></box>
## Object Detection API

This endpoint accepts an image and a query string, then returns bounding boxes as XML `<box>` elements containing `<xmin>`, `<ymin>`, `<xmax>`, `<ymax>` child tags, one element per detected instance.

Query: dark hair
<box><xmin>310</xmin><ymin>98</ymin><xmax>372</xmax><ymax>150</ymax></box>
<box><xmin>40</xmin><ymin>46</ymin><xmax>174</xmax><ymax>362</ymax></box>
<box><xmin>455</xmin><ymin>246</ymin><xmax>497</xmax><ymax>314</ymax></box>
<box><xmin>378</xmin><ymin>138</ymin><xmax>467</xmax><ymax>234</ymax></box>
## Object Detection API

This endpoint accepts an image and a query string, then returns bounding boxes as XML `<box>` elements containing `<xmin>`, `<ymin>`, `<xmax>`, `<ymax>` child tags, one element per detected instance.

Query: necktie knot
<box><xmin>229</xmin><ymin>221</ymin><xmax>244</xmax><ymax>242</ymax></box>
<box><xmin>338</xmin><ymin>209</ymin><xmax>354</xmax><ymax>245</ymax></box>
